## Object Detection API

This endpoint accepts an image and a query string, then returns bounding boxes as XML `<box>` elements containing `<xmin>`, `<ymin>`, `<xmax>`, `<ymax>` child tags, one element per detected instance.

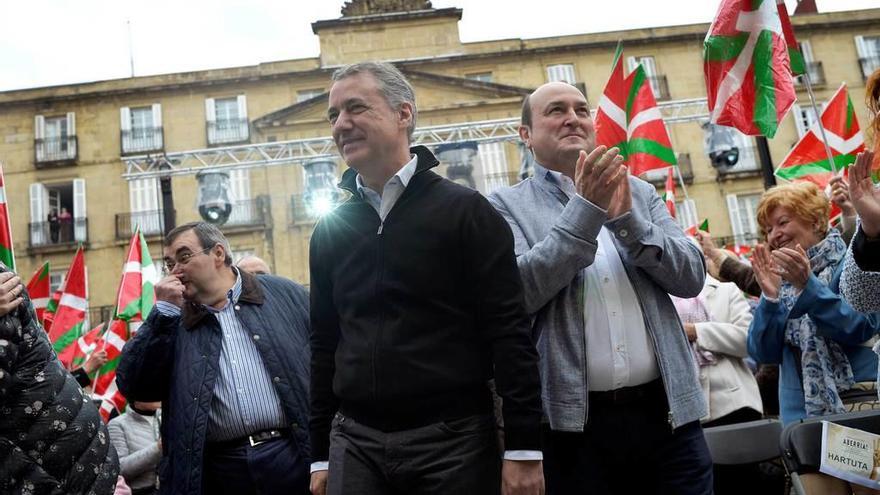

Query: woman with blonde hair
<box><xmin>747</xmin><ymin>181</ymin><xmax>880</xmax><ymax>424</ymax></box>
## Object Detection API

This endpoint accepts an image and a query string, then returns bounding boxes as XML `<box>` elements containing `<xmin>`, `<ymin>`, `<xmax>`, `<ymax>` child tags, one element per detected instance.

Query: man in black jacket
<box><xmin>308</xmin><ymin>62</ymin><xmax>544</xmax><ymax>495</ymax></box>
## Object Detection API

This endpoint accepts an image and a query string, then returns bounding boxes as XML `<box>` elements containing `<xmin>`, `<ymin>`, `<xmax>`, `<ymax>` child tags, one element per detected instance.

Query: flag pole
<box><xmin>673</xmin><ymin>164</ymin><xmax>690</xmax><ymax>200</ymax></box>
<box><xmin>800</xmin><ymin>67</ymin><xmax>838</xmax><ymax>174</ymax></box>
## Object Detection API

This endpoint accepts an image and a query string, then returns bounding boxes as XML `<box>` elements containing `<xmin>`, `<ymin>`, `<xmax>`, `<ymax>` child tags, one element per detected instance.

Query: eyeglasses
<box><xmin>163</xmin><ymin>246</ymin><xmax>214</xmax><ymax>273</ymax></box>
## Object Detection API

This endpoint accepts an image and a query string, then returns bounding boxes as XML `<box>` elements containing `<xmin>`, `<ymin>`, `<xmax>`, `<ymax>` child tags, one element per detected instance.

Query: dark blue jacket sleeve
<box><xmin>116</xmin><ymin>307</ymin><xmax>180</xmax><ymax>402</ymax></box>
<box><xmin>788</xmin><ymin>273</ymin><xmax>880</xmax><ymax>346</ymax></box>
<box><xmin>748</xmin><ymin>297</ymin><xmax>789</xmax><ymax>364</ymax></box>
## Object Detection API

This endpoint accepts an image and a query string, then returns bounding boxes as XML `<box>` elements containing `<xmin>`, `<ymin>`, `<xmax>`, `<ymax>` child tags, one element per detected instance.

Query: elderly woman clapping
<box><xmin>747</xmin><ymin>181</ymin><xmax>880</xmax><ymax>424</ymax></box>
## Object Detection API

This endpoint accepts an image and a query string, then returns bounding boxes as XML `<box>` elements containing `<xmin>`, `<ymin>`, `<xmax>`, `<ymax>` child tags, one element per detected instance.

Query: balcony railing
<box><xmin>795</xmin><ymin>61</ymin><xmax>826</xmax><ymax>87</ymax></box>
<box><xmin>121</xmin><ymin>127</ymin><xmax>164</xmax><ymax>154</ymax></box>
<box><xmin>116</xmin><ymin>210</ymin><xmax>171</xmax><ymax>240</ymax></box>
<box><xmin>225</xmin><ymin>197</ymin><xmax>269</xmax><ymax>227</ymax></box>
<box><xmin>644</xmin><ymin>153</ymin><xmax>694</xmax><ymax>186</ymax></box>
<box><xmin>715</xmin><ymin>233</ymin><xmax>762</xmax><ymax>247</ymax></box>
<box><xmin>35</xmin><ymin>136</ymin><xmax>77</xmax><ymax>165</ymax></box>
<box><xmin>88</xmin><ymin>305</ymin><xmax>116</xmax><ymax>328</ymax></box>
<box><xmin>29</xmin><ymin>218</ymin><xmax>88</xmax><ymax>248</ymax></box>
<box><xmin>860</xmin><ymin>56</ymin><xmax>880</xmax><ymax>81</ymax></box>
<box><xmin>208</xmin><ymin>118</ymin><xmax>249</xmax><ymax>145</ymax></box>
<box><xmin>647</xmin><ymin>74</ymin><xmax>671</xmax><ymax>101</ymax></box>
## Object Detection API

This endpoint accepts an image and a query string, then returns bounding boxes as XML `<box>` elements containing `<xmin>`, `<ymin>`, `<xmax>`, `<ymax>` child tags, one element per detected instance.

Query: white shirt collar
<box><xmin>355</xmin><ymin>154</ymin><xmax>419</xmax><ymax>197</ymax></box>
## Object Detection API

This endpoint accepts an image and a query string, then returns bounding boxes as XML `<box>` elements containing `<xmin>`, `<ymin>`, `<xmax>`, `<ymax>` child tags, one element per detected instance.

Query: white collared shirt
<box><xmin>355</xmin><ymin>154</ymin><xmax>419</xmax><ymax>222</ymax></box>
<box><xmin>546</xmin><ymin>170</ymin><xmax>660</xmax><ymax>391</ymax></box>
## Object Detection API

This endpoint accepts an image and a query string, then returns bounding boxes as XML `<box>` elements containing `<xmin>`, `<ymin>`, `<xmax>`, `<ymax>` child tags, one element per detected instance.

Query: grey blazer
<box><xmin>488</xmin><ymin>165</ymin><xmax>708</xmax><ymax>431</ymax></box>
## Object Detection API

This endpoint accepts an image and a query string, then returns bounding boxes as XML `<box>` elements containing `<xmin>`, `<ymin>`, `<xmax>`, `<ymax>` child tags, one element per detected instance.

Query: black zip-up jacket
<box><xmin>309</xmin><ymin>146</ymin><xmax>542</xmax><ymax>461</ymax></box>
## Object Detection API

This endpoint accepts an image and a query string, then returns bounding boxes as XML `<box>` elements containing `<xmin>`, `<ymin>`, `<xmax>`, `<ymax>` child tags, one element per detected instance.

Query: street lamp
<box><xmin>702</xmin><ymin>122</ymin><xmax>740</xmax><ymax>172</ymax></box>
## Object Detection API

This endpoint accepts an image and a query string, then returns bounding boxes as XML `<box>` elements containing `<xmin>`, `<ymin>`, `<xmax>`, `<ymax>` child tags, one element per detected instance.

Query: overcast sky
<box><xmin>1</xmin><ymin>0</ymin><xmax>876</xmax><ymax>92</ymax></box>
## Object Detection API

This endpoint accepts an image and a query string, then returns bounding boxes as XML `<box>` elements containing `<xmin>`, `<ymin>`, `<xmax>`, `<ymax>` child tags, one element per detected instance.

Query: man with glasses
<box><xmin>117</xmin><ymin>221</ymin><xmax>311</xmax><ymax>495</ymax></box>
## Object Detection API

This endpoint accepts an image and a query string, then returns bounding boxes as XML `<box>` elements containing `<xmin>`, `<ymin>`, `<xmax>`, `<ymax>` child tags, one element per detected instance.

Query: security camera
<box><xmin>702</xmin><ymin>122</ymin><xmax>740</xmax><ymax>172</ymax></box>
<box><xmin>196</xmin><ymin>170</ymin><xmax>233</xmax><ymax>225</ymax></box>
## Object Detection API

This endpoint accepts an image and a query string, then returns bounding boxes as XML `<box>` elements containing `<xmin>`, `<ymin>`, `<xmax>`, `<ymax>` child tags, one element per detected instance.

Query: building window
<box><xmin>477</xmin><ymin>142</ymin><xmax>510</xmax><ymax>194</ymax></box>
<box><xmin>466</xmin><ymin>72</ymin><xmax>493</xmax><ymax>83</ymax></box>
<box><xmin>226</xmin><ymin>169</ymin><xmax>260</xmax><ymax>226</ymax></box>
<box><xmin>34</xmin><ymin>113</ymin><xmax>77</xmax><ymax>163</ymax></box>
<box><xmin>121</xmin><ymin>104</ymin><xmax>163</xmax><ymax>154</ymax></box>
<box><xmin>627</xmin><ymin>56</ymin><xmax>669</xmax><ymax>100</ymax></box>
<box><xmin>726</xmin><ymin>193</ymin><xmax>762</xmax><ymax>245</ymax></box>
<box><xmin>297</xmin><ymin>89</ymin><xmax>325</xmax><ymax>103</ymax></box>
<box><xmin>49</xmin><ymin>270</ymin><xmax>65</xmax><ymax>293</ymax></box>
<box><xmin>29</xmin><ymin>179</ymin><xmax>88</xmax><ymax>247</ymax></box>
<box><xmin>124</xmin><ymin>178</ymin><xmax>163</xmax><ymax>238</ymax></box>
<box><xmin>792</xmin><ymin>103</ymin><xmax>819</xmax><ymax>138</ymax></box>
<box><xmin>795</xmin><ymin>41</ymin><xmax>825</xmax><ymax>86</ymax></box>
<box><xmin>855</xmin><ymin>35</ymin><xmax>880</xmax><ymax>80</ymax></box>
<box><xmin>546</xmin><ymin>64</ymin><xmax>576</xmax><ymax>84</ymax></box>
<box><xmin>206</xmin><ymin>95</ymin><xmax>249</xmax><ymax>145</ymax></box>
<box><xmin>675</xmin><ymin>199</ymin><xmax>699</xmax><ymax>231</ymax></box>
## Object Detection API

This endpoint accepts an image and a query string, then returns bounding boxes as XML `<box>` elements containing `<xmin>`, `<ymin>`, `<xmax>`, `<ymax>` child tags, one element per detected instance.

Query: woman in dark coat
<box><xmin>0</xmin><ymin>266</ymin><xmax>119</xmax><ymax>494</ymax></box>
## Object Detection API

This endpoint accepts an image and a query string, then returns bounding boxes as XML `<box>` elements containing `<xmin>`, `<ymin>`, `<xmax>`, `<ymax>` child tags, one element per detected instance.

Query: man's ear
<box><xmin>519</xmin><ymin>125</ymin><xmax>531</xmax><ymax>149</ymax></box>
<box><xmin>399</xmin><ymin>102</ymin><xmax>414</xmax><ymax>130</ymax></box>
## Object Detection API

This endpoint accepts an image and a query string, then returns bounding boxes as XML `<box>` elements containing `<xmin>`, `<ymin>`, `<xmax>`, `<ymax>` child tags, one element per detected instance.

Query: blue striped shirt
<box><xmin>156</xmin><ymin>270</ymin><xmax>287</xmax><ymax>441</ymax></box>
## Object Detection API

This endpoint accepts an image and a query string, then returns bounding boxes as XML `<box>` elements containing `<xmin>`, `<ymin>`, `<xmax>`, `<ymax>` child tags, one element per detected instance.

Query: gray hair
<box><xmin>331</xmin><ymin>62</ymin><xmax>417</xmax><ymax>141</ymax></box>
<box><xmin>165</xmin><ymin>221</ymin><xmax>233</xmax><ymax>266</ymax></box>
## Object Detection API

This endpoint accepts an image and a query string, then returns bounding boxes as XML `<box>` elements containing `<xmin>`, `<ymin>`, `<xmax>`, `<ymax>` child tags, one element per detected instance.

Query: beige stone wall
<box><xmin>1</xmin><ymin>6</ymin><xmax>878</xmax><ymax>311</ymax></box>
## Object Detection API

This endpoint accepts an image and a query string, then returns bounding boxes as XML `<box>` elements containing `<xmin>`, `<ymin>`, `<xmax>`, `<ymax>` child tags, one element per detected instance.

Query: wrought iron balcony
<box><xmin>644</xmin><ymin>153</ymin><xmax>694</xmax><ymax>187</ymax></box>
<box><xmin>860</xmin><ymin>56</ymin><xmax>880</xmax><ymax>81</ymax></box>
<box><xmin>88</xmin><ymin>305</ymin><xmax>116</xmax><ymax>328</ymax></box>
<box><xmin>35</xmin><ymin>136</ymin><xmax>77</xmax><ymax>165</ymax></box>
<box><xmin>115</xmin><ymin>210</ymin><xmax>171</xmax><ymax>240</ymax></box>
<box><xmin>208</xmin><ymin>118</ymin><xmax>250</xmax><ymax>145</ymax></box>
<box><xmin>29</xmin><ymin>218</ymin><xmax>88</xmax><ymax>248</ymax></box>
<box><xmin>224</xmin><ymin>197</ymin><xmax>270</xmax><ymax>228</ymax></box>
<box><xmin>121</xmin><ymin>127</ymin><xmax>164</xmax><ymax>154</ymax></box>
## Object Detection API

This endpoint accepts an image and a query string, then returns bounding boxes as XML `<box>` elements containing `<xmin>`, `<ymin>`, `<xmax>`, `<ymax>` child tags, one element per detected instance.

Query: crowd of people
<box><xmin>0</xmin><ymin>62</ymin><xmax>878</xmax><ymax>495</ymax></box>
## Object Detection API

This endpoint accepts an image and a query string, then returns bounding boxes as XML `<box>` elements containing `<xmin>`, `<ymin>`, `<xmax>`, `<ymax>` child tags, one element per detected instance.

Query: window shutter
<box><xmin>626</xmin><ymin>56</ymin><xmax>638</xmax><ymax>73</ymax></box>
<box><xmin>66</xmin><ymin>112</ymin><xmax>77</xmax><ymax>158</ymax></box>
<box><xmin>799</xmin><ymin>40</ymin><xmax>814</xmax><ymax>63</ymax></box>
<box><xmin>73</xmin><ymin>178</ymin><xmax>87</xmax><ymax>242</ymax></box>
<box><xmin>641</xmin><ymin>57</ymin><xmax>658</xmax><ymax>78</ymax></box>
<box><xmin>205</xmin><ymin>98</ymin><xmax>216</xmax><ymax>144</ymax></box>
<box><xmin>120</xmin><ymin>107</ymin><xmax>132</xmax><ymax>152</ymax></box>
<box><xmin>855</xmin><ymin>36</ymin><xmax>867</xmax><ymax>58</ymax></box>
<box><xmin>237</xmin><ymin>95</ymin><xmax>249</xmax><ymax>140</ymax></box>
<box><xmin>726</xmin><ymin>194</ymin><xmax>744</xmax><ymax>243</ymax></box>
<box><xmin>152</xmin><ymin>103</ymin><xmax>163</xmax><ymax>149</ymax></box>
<box><xmin>29</xmin><ymin>183</ymin><xmax>48</xmax><ymax>245</ymax></box>
<box><xmin>34</xmin><ymin>115</ymin><xmax>45</xmax><ymax>162</ymax></box>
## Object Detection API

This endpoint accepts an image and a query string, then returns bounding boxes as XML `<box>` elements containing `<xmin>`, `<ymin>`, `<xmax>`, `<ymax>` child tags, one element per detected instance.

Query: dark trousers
<box><xmin>327</xmin><ymin>412</ymin><xmax>501</xmax><ymax>495</ymax></box>
<box><xmin>543</xmin><ymin>381</ymin><xmax>713</xmax><ymax>495</ymax></box>
<box><xmin>202</xmin><ymin>435</ymin><xmax>309</xmax><ymax>495</ymax></box>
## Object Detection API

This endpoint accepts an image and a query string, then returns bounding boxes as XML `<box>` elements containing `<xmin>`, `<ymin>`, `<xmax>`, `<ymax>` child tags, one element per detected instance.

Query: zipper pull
<box><xmin>377</xmin><ymin>222</ymin><xmax>384</xmax><ymax>235</ymax></box>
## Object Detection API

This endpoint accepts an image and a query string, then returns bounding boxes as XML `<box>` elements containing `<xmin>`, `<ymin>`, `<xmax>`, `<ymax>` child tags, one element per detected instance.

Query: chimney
<box><xmin>794</xmin><ymin>0</ymin><xmax>818</xmax><ymax>15</ymax></box>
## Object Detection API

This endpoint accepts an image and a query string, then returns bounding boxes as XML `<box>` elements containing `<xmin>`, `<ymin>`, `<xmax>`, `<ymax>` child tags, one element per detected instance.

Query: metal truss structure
<box><xmin>121</xmin><ymin>97</ymin><xmax>709</xmax><ymax>181</ymax></box>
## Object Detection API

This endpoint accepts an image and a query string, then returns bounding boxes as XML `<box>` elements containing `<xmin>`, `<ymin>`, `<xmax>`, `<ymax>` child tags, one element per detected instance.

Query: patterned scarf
<box><xmin>780</xmin><ymin>229</ymin><xmax>849</xmax><ymax>417</ymax></box>
<box><xmin>671</xmin><ymin>292</ymin><xmax>717</xmax><ymax>367</ymax></box>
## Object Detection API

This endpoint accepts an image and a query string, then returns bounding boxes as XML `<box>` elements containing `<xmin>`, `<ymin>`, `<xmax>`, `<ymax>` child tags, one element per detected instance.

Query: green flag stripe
<box><xmin>628</xmin><ymin>138</ymin><xmax>678</xmax><ymax>165</ymax></box>
<box><xmin>97</xmin><ymin>356</ymin><xmax>121</xmax><ymax>377</ymax></box>
<box><xmin>753</xmin><ymin>30</ymin><xmax>779</xmax><ymax>137</ymax></box>
<box><xmin>0</xmin><ymin>245</ymin><xmax>14</xmax><ymax>271</ymax></box>
<box><xmin>606</xmin><ymin>140</ymin><xmax>630</xmax><ymax>161</ymax></box>
<box><xmin>625</xmin><ymin>69</ymin><xmax>646</xmax><ymax>118</ymax></box>
<box><xmin>52</xmin><ymin>321</ymin><xmax>84</xmax><ymax>353</ymax></box>
<box><xmin>704</xmin><ymin>34</ymin><xmax>749</xmax><ymax>62</ymax></box>
<box><xmin>789</xmin><ymin>49</ymin><xmax>805</xmax><ymax>76</ymax></box>
<box><xmin>117</xmin><ymin>295</ymin><xmax>146</xmax><ymax>320</ymax></box>
<box><xmin>775</xmin><ymin>154</ymin><xmax>856</xmax><ymax>180</ymax></box>
<box><xmin>847</xmin><ymin>97</ymin><xmax>855</xmax><ymax>132</ymax></box>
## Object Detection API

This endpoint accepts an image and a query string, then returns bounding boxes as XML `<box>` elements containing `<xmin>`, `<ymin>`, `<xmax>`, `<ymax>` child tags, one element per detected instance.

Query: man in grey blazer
<box><xmin>488</xmin><ymin>81</ymin><xmax>713</xmax><ymax>494</ymax></box>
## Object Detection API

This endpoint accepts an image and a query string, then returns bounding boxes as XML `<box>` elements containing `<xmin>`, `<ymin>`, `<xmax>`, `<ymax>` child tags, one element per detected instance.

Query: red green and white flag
<box><xmin>114</xmin><ymin>228</ymin><xmax>158</xmax><ymax>322</ymax></box>
<box><xmin>47</xmin><ymin>246</ymin><xmax>88</xmax><ymax>369</ymax></box>
<box><xmin>0</xmin><ymin>164</ymin><xmax>15</xmax><ymax>271</ymax></box>
<box><xmin>777</xmin><ymin>0</ymin><xmax>805</xmax><ymax>76</ymax></box>
<box><xmin>703</xmin><ymin>0</ymin><xmax>797</xmax><ymax>138</ymax></box>
<box><xmin>775</xmin><ymin>84</ymin><xmax>864</xmax><ymax>188</ymax></box>
<box><xmin>685</xmin><ymin>219</ymin><xmax>711</xmax><ymax>237</ymax></box>
<box><xmin>43</xmin><ymin>287</ymin><xmax>63</xmax><ymax>330</ymax></box>
<box><xmin>63</xmin><ymin>321</ymin><xmax>105</xmax><ymax>371</ymax></box>
<box><xmin>92</xmin><ymin>319</ymin><xmax>131</xmax><ymax>422</ymax></box>
<box><xmin>26</xmin><ymin>261</ymin><xmax>50</xmax><ymax>325</ymax></box>
<box><xmin>662</xmin><ymin>167</ymin><xmax>676</xmax><ymax>218</ymax></box>
<box><xmin>596</xmin><ymin>44</ymin><xmax>677</xmax><ymax>177</ymax></box>
<box><xmin>725</xmin><ymin>243</ymin><xmax>754</xmax><ymax>259</ymax></box>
